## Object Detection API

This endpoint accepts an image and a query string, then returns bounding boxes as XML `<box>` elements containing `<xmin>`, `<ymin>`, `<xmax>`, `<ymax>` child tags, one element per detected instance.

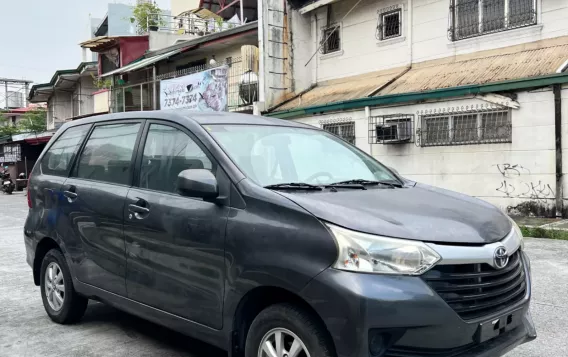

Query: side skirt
<box><xmin>74</xmin><ymin>280</ymin><xmax>228</xmax><ymax>351</ymax></box>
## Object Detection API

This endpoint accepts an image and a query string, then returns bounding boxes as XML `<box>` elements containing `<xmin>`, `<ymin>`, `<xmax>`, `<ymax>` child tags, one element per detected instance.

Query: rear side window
<box><xmin>41</xmin><ymin>125</ymin><xmax>90</xmax><ymax>176</ymax></box>
<box><xmin>139</xmin><ymin>124</ymin><xmax>213</xmax><ymax>194</ymax></box>
<box><xmin>75</xmin><ymin>123</ymin><xmax>141</xmax><ymax>185</ymax></box>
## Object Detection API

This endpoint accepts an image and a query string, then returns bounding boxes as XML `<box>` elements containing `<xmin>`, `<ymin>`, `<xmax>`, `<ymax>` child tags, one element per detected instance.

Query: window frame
<box><xmin>69</xmin><ymin>119</ymin><xmax>145</xmax><ymax>187</ymax></box>
<box><xmin>39</xmin><ymin>124</ymin><xmax>92</xmax><ymax>178</ymax></box>
<box><xmin>320</xmin><ymin>24</ymin><xmax>342</xmax><ymax>55</ymax></box>
<box><xmin>450</xmin><ymin>0</ymin><xmax>538</xmax><ymax>41</ymax></box>
<box><xmin>132</xmin><ymin>119</ymin><xmax>219</xmax><ymax>197</ymax></box>
<box><xmin>420</xmin><ymin>109</ymin><xmax>511</xmax><ymax>147</ymax></box>
<box><xmin>378</xmin><ymin>7</ymin><xmax>403</xmax><ymax>41</ymax></box>
<box><xmin>322</xmin><ymin>121</ymin><xmax>356</xmax><ymax>145</ymax></box>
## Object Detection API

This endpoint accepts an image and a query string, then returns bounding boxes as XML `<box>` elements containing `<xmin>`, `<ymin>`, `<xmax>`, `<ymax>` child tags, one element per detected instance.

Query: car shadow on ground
<box><xmin>81</xmin><ymin>301</ymin><xmax>227</xmax><ymax>357</ymax></box>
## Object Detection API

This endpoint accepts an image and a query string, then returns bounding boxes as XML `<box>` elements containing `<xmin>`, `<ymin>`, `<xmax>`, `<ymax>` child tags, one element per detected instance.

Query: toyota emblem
<box><xmin>494</xmin><ymin>246</ymin><xmax>509</xmax><ymax>269</ymax></box>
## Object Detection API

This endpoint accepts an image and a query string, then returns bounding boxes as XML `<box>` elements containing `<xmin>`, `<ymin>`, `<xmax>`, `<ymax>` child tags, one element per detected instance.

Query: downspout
<box><xmin>408</xmin><ymin>0</ymin><xmax>413</xmax><ymax>66</ymax></box>
<box><xmin>554</xmin><ymin>84</ymin><xmax>563</xmax><ymax>217</ymax></box>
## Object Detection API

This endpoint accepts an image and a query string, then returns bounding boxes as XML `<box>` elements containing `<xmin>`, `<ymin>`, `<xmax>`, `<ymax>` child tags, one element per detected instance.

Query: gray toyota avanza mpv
<box><xmin>24</xmin><ymin>111</ymin><xmax>536</xmax><ymax>357</ymax></box>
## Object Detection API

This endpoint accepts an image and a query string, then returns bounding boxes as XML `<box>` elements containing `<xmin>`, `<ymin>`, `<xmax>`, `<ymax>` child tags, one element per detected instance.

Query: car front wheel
<box><xmin>245</xmin><ymin>303</ymin><xmax>335</xmax><ymax>357</ymax></box>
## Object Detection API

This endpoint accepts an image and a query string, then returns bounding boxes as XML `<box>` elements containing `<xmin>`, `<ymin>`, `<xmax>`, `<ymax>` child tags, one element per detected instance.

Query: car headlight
<box><xmin>508</xmin><ymin>217</ymin><xmax>524</xmax><ymax>250</ymax></box>
<box><xmin>327</xmin><ymin>223</ymin><xmax>441</xmax><ymax>275</ymax></box>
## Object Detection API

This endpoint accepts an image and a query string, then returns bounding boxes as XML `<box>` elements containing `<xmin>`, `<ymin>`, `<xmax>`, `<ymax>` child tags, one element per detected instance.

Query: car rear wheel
<box><xmin>40</xmin><ymin>249</ymin><xmax>88</xmax><ymax>324</ymax></box>
<box><xmin>245</xmin><ymin>303</ymin><xmax>335</xmax><ymax>357</ymax></box>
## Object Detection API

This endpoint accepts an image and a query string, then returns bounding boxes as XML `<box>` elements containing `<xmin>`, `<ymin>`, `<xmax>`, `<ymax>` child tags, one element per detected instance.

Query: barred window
<box><xmin>321</xmin><ymin>25</ymin><xmax>341</xmax><ymax>54</ymax></box>
<box><xmin>449</xmin><ymin>0</ymin><xmax>537</xmax><ymax>41</ymax></box>
<box><xmin>377</xmin><ymin>7</ymin><xmax>402</xmax><ymax>41</ymax></box>
<box><xmin>322</xmin><ymin>122</ymin><xmax>356</xmax><ymax>145</ymax></box>
<box><xmin>420</xmin><ymin>109</ymin><xmax>511</xmax><ymax>146</ymax></box>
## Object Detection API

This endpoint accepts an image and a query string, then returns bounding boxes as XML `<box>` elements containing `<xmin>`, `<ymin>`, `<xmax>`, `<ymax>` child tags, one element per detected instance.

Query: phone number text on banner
<box><xmin>160</xmin><ymin>66</ymin><xmax>229</xmax><ymax>112</ymax></box>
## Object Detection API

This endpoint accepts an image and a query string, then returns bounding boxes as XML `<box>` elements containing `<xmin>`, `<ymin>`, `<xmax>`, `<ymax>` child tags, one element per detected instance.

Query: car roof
<box><xmin>62</xmin><ymin>110</ymin><xmax>315</xmax><ymax>130</ymax></box>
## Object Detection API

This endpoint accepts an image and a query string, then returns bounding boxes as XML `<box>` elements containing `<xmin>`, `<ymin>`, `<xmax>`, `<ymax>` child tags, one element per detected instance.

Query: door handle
<box><xmin>128</xmin><ymin>203</ymin><xmax>150</xmax><ymax>220</ymax></box>
<box><xmin>63</xmin><ymin>186</ymin><xmax>78</xmax><ymax>202</ymax></box>
<box><xmin>128</xmin><ymin>204</ymin><xmax>149</xmax><ymax>214</ymax></box>
<box><xmin>63</xmin><ymin>191</ymin><xmax>78</xmax><ymax>199</ymax></box>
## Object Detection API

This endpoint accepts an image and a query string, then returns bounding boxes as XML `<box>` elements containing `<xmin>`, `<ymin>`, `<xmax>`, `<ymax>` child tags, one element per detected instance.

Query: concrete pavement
<box><xmin>0</xmin><ymin>192</ymin><xmax>567</xmax><ymax>356</ymax></box>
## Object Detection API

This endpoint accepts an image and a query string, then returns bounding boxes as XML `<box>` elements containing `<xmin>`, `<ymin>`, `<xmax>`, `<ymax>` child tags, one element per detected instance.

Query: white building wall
<box><xmin>47</xmin><ymin>92</ymin><xmax>73</xmax><ymax>130</ymax></box>
<box><xmin>290</xmin><ymin>88</ymin><xmax>568</xmax><ymax>215</ymax></box>
<box><xmin>289</xmin><ymin>0</ymin><xmax>568</xmax><ymax>89</ymax></box>
<box><xmin>72</xmin><ymin>76</ymin><xmax>96</xmax><ymax>117</ymax></box>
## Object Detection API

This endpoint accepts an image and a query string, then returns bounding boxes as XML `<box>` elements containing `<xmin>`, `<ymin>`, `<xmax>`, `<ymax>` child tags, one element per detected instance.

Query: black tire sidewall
<box><xmin>245</xmin><ymin>304</ymin><xmax>334</xmax><ymax>357</ymax></box>
<box><xmin>39</xmin><ymin>249</ymin><xmax>79</xmax><ymax>323</ymax></box>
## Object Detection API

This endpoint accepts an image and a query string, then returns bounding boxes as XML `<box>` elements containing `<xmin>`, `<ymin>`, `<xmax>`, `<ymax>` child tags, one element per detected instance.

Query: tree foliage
<box><xmin>19</xmin><ymin>109</ymin><xmax>47</xmax><ymax>134</ymax></box>
<box><xmin>0</xmin><ymin>109</ymin><xmax>46</xmax><ymax>137</ymax></box>
<box><xmin>130</xmin><ymin>1</ymin><xmax>165</xmax><ymax>34</ymax></box>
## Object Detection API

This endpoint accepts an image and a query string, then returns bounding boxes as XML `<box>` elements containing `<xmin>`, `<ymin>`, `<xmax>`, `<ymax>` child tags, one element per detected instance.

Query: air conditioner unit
<box><xmin>376</xmin><ymin>120</ymin><xmax>412</xmax><ymax>143</ymax></box>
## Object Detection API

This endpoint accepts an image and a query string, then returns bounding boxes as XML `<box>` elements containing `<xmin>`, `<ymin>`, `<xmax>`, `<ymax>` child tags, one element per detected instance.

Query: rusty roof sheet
<box><xmin>276</xmin><ymin>67</ymin><xmax>408</xmax><ymax>111</ymax></box>
<box><xmin>377</xmin><ymin>37</ymin><xmax>568</xmax><ymax>96</ymax></box>
<box><xmin>275</xmin><ymin>36</ymin><xmax>568</xmax><ymax>112</ymax></box>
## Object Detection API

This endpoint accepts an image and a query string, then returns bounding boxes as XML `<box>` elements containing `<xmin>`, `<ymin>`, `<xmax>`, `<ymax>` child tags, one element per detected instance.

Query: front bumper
<box><xmin>300</xmin><ymin>252</ymin><xmax>536</xmax><ymax>357</ymax></box>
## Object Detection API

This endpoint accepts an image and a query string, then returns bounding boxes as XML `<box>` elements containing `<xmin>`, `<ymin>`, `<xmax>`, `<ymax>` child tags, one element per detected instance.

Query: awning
<box><xmin>101</xmin><ymin>47</ymin><xmax>188</xmax><ymax>77</ymax></box>
<box><xmin>276</xmin><ymin>67</ymin><xmax>408</xmax><ymax>111</ymax></box>
<box><xmin>298</xmin><ymin>0</ymin><xmax>340</xmax><ymax>14</ymax></box>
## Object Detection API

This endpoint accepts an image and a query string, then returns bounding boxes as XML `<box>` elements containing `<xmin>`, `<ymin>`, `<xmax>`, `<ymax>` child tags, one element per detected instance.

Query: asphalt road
<box><xmin>1</xmin><ymin>191</ymin><xmax>567</xmax><ymax>357</ymax></box>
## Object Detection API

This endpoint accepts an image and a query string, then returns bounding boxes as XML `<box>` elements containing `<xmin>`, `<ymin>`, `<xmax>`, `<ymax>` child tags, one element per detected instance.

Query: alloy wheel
<box><xmin>258</xmin><ymin>328</ymin><xmax>311</xmax><ymax>357</ymax></box>
<box><xmin>45</xmin><ymin>262</ymin><xmax>65</xmax><ymax>311</ymax></box>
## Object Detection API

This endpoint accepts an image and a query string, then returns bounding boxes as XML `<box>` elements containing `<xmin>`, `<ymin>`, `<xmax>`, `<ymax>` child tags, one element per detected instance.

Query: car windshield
<box><xmin>206</xmin><ymin>124</ymin><xmax>398</xmax><ymax>187</ymax></box>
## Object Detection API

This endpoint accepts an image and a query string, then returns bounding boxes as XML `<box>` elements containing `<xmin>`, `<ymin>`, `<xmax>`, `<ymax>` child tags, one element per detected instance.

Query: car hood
<box><xmin>278</xmin><ymin>183</ymin><xmax>511</xmax><ymax>244</ymax></box>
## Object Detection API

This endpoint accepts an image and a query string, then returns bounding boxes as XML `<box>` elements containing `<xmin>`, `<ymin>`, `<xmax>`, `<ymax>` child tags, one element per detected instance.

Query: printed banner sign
<box><xmin>160</xmin><ymin>66</ymin><xmax>229</xmax><ymax>112</ymax></box>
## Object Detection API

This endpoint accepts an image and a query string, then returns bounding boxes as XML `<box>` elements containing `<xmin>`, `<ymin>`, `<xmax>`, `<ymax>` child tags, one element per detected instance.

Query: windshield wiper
<box><xmin>329</xmin><ymin>179</ymin><xmax>403</xmax><ymax>188</ymax></box>
<box><xmin>264</xmin><ymin>182</ymin><xmax>323</xmax><ymax>191</ymax></box>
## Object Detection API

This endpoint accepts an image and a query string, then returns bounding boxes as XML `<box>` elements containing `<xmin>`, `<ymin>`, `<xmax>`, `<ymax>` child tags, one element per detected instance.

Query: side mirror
<box><xmin>177</xmin><ymin>169</ymin><xmax>218</xmax><ymax>199</ymax></box>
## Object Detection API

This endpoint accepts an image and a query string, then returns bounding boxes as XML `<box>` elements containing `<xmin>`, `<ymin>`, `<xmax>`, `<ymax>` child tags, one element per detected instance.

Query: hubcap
<box><xmin>258</xmin><ymin>328</ymin><xmax>310</xmax><ymax>357</ymax></box>
<box><xmin>44</xmin><ymin>262</ymin><xmax>65</xmax><ymax>311</ymax></box>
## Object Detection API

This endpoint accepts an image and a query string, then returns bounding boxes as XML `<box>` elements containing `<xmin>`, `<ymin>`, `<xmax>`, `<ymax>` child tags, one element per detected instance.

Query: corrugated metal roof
<box><xmin>378</xmin><ymin>41</ymin><xmax>568</xmax><ymax>96</ymax></box>
<box><xmin>101</xmin><ymin>47</ymin><xmax>188</xmax><ymax>77</ymax></box>
<box><xmin>276</xmin><ymin>67</ymin><xmax>408</xmax><ymax>111</ymax></box>
<box><xmin>275</xmin><ymin>36</ymin><xmax>568</xmax><ymax>112</ymax></box>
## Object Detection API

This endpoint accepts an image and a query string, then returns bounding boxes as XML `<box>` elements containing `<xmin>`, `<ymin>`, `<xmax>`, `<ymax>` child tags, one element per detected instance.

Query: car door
<box><xmin>59</xmin><ymin>120</ymin><xmax>143</xmax><ymax>296</ymax></box>
<box><xmin>29</xmin><ymin>124</ymin><xmax>92</xmax><ymax>258</ymax></box>
<box><xmin>124</xmin><ymin>121</ymin><xmax>229</xmax><ymax>329</ymax></box>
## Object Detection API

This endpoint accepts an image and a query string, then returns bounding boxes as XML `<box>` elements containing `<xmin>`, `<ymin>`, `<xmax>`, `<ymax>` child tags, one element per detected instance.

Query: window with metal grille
<box><xmin>377</xmin><ymin>7</ymin><xmax>402</xmax><ymax>40</ymax></box>
<box><xmin>321</xmin><ymin>25</ymin><xmax>341</xmax><ymax>54</ymax></box>
<box><xmin>419</xmin><ymin>108</ymin><xmax>511</xmax><ymax>146</ymax></box>
<box><xmin>449</xmin><ymin>0</ymin><xmax>537</xmax><ymax>41</ymax></box>
<box><xmin>322</xmin><ymin>122</ymin><xmax>356</xmax><ymax>144</ymax></box>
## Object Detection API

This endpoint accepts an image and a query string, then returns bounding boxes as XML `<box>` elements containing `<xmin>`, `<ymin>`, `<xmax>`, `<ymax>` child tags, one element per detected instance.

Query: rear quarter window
<box><xmin>40</xmin><ymin>125</ymin><xmax>91</xmax><ymax>176</ymax></box>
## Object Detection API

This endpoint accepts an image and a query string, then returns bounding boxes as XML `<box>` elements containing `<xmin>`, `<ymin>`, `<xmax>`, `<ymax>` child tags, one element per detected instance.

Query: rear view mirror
<box><xmin>177</xmin><ymin>169</ymin><xmax>218</xmax><ymax>199</ymax></box>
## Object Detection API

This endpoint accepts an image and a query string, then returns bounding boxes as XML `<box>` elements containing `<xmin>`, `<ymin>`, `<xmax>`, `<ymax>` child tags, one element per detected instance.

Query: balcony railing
<box><xmin>109</xmin><ymin>56</ymin><xmax>258</xmax><ymax>113</ymax></box>
<box><xmin>146</xmin><ymin>12</ymin><xmax>243</xmax><ymax>36</ymax></box>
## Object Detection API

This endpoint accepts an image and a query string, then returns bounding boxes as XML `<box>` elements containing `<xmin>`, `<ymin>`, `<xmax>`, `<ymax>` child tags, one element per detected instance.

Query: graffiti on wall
<box><xmin>493</xmin><ymin>164</ymin><xmax>555</xmax><ymax>201</ymax></box>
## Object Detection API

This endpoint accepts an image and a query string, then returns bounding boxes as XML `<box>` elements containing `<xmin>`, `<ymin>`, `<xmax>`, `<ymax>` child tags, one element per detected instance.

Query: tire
<box><xmin>245</xmin><ymin>303</ymin><xmax>335</xmax><ymax>357</ymax></box>
<box><xmin>40</xmin><ymin>249</ymin><xmax>88</xmax><ymax>324</ymax></box>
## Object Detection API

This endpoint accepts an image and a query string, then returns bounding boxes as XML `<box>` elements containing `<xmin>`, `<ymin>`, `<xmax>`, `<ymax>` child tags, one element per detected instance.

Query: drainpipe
<box><xmin>408</xmin><ymin>0</ymin><xmax>413</xmax><ymax>66</ymax></box>
<box><xmin>554</xmin><ymin>84</ymin><xmax>563</xmax><ymax>217</ymax></box>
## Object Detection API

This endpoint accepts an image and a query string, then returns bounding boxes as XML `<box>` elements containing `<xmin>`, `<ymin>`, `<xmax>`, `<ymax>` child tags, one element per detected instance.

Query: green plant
<box><xmin>520</xmin><ymin>225</ymin><xmax>568</xmax><ymax>240</ymax></box>
<box><xmin>91</xmin><ymin>73</ymin><xmax>112</xmax><ymax>90</ymax></box>
<box><xmin>18</xmin><ymin>109</ymin><xmax>47</xmax><ymax>134</ymax></box>
<box><xmin>215</xmin><ymin>17</ymin><xmax>224</xmax><ymax>31</ymax></box>
<box><xmin>130</xmin><ymin>1</ymin><xmax>165</xmax><ymax>34</ymax></box>
<box><xmin>0</xmin><ymin>113</ymin><xmax>20</xmax><ymax>137</ymax></box>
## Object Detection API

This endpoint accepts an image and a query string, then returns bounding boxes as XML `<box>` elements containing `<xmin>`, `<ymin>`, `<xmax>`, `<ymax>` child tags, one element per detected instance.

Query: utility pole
<box><xmin>0</xmin><ymin>78</ymin><xmax>33</xmax><ymax>109</ymax></box>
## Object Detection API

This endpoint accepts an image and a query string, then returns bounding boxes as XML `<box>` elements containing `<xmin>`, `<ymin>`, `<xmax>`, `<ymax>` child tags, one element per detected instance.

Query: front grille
<box><xmin>422</xmin><ymin>250</ymin><xmax>526</xmax><ymax>321</ymax></box>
